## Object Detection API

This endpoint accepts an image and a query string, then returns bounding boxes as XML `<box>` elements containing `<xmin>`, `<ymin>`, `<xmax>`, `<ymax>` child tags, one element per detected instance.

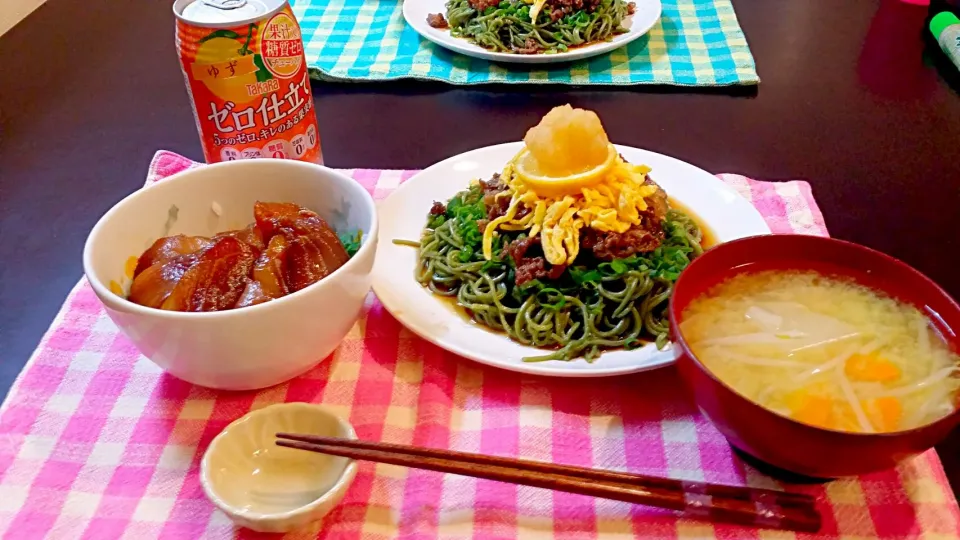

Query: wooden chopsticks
<box><xmin>275</xmin><ymin>434</ymin><xmax>821</xmax><ymax>532</ymax></box>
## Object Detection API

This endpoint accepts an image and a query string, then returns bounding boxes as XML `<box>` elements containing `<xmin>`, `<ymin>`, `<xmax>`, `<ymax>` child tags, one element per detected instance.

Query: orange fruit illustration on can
<box><xmin>190</xmin><ymin>31</ymin><xmax>263</xmax><ymax>105</ymax></box>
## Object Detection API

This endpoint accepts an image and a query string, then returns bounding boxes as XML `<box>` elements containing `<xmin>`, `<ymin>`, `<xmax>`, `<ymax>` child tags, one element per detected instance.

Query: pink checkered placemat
<box><xmin>1</xmin><ymin>150</ymin><xmax>958</xmax><ymax>540</ymax></box>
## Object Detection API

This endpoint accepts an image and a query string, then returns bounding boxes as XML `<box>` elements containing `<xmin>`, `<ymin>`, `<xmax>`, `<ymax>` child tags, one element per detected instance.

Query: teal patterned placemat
<box><xmin>292</xmin><ymin>0</ymin><xmax>759</xmax><ymax>86</ymax></box>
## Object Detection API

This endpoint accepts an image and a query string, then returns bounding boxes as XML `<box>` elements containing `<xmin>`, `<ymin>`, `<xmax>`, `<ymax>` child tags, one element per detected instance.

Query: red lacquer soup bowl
<box><xmin>668</xmin><ymin>234</ymin><xmax>960</xmax><ymax>478</ymax></box>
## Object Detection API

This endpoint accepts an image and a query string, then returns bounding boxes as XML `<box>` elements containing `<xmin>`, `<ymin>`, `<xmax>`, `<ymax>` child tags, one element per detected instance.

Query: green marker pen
<box><xmin>930</xmin><ymin>12</ymin><xmax>960</xmax><ymax>69</ymax></box>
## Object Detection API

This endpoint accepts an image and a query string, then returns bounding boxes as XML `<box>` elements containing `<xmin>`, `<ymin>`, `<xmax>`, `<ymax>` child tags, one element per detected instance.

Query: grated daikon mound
<box><xmin>523</xmin><ymin>104</ymin><xmax>611</xmax><ymax>177</ymax></box>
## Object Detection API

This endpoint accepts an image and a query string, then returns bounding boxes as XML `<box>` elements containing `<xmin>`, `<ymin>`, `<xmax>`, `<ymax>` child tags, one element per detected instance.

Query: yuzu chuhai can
<box><xmin>173</xmin><ymin>0</ymin><xmax>322</xmax><ymax>163</ymax></box>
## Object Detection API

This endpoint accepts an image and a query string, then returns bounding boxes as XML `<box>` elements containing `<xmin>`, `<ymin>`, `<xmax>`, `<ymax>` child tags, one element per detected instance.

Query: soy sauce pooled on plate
<box><xmin>126</xmin><ymin>202</ymin><xmax>361</xmax><ymax>312</ymax></box>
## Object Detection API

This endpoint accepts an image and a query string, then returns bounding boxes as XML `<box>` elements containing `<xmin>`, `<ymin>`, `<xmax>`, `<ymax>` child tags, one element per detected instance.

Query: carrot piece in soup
<box><xmin>844</xmin><ymin>353</ymin><xmax>901</xmax><ymax>383</ymax></box>
<box><xmin>866</xmin><ymin>397</ymin><xmax>903</xmax><ymax>431</ymax></box>
<box><xmin>789</xmin><ymin>394</ymin><xmax>835</xmax><ymax>429</ymax></box>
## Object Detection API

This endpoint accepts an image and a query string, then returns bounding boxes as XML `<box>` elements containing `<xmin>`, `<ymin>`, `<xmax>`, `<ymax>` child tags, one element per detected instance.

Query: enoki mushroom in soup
<box><xmin>680</xmin><ymin>270</ymin><xmax>960</xmax><ymax>433</ymax></box>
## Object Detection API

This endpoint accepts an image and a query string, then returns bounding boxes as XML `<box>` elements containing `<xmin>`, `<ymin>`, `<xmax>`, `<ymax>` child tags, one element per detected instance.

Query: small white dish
<box><xmin>404</xmin><ymin>0</ymin><xmax>662</xmax><ymax>65</ymax></box>
<box><xmin>372</xmin><ymin>142</ymin><xmax>772</xmax><ymax>378</ymax></box>
<box><xmin>201</xmin><ymin>403</ymin><xmax>359</xmax><ymax>534</ymax></box>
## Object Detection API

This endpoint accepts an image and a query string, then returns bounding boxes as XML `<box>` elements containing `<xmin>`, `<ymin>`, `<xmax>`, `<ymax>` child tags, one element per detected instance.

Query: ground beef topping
<box><xmin>467</xmin><ymin>0</ymin><xmax>501</xmax><ymax>10</ymax></box>
<box><xmin>581</xmin><ymin>226</ymin><xmax>664</xmax><ymax>261</ymax></box>
<box><xmin>426</xmin><ymin>13</ymin><xmax>449</xmax><ymax>29</ymax></box>
<box><xmin>514</xmin><ymin>38</ymin><xmax>541</xmax><ymax>54</ymax></box>
<box><xmin>429</xmin><ymin>201</ymin><xmax>447</xmax><ymax>215</ymax></box>
<box><xmin>505</xmin><ymin>237</ymin><xmax>566</xmax><ymax>286</ymax></box>
<box><xmin>481</xmin><ymin>174</ymin><xmax>530</xmax><ymax>222</ymax></box>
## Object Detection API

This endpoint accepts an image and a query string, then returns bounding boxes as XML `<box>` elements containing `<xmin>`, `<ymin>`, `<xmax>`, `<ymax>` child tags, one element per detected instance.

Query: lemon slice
<box><xmin>513</xmin><ymin>143</ymin><xmax>618</xmax><ymax>198</ymax></box>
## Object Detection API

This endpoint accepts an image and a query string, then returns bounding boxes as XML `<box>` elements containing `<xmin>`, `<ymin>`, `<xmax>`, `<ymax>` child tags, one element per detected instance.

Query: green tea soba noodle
<box><xmin>396</xmin><ymin>184</ymin><xmax>702</xmax><ymax>362</ymax></box>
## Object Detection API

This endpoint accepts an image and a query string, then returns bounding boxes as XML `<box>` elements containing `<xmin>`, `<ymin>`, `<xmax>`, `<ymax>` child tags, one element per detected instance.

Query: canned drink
<box><xmin>173</xmin><ymin>0</ymin><xmax>322</xmax><ymax>164</ymax></box>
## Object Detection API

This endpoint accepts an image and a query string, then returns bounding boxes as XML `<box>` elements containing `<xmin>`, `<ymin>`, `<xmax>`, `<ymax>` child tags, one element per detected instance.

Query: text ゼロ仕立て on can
<box><xmin>173</xmin><ymin>0</ymin><xmax>322</xmax><ymax>163</ymax></box>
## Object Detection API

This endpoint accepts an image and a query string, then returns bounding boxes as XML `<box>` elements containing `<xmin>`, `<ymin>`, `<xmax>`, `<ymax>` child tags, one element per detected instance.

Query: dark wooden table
<box><xmin>2</xmin><ymin>0</ymin><xmax>959</xmax><ymax>491</ymax></box>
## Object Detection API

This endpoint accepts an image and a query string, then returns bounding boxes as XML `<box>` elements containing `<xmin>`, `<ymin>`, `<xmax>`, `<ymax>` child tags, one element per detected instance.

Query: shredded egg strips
<box><xmin>481</xmin><ymin>154</ymin><xmax>659</xmax><ymax>266</ymax></box>
<box><xmin>527</xmin><ymin>0</ymin><xmax>548</xmax><ymax>25</ymax></box>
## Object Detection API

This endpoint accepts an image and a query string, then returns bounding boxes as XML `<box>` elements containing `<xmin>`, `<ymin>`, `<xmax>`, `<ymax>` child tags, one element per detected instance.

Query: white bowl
<box><xmin>82</xmin><ymin>159</ymin><xmax>378</xmax><ymax>390</ymax></box>
<box><xmin>201</xmin><ymin>403</ymin><xmax>358</xmax><ymax>533</ymax></box>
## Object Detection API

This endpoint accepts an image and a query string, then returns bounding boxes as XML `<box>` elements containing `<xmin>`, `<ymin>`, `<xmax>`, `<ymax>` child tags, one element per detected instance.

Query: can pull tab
<box><xmin>201</xmin><ymin>0</ymin><xmax>246</xmax><ymax>10</ymax></box>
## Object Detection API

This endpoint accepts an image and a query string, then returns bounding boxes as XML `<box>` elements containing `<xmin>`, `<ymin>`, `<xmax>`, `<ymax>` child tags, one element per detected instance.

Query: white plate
<box><xmin>403</xmin><ymin>0</ymin><xmax>662</xmax><ymax>64</ymax></box>
<box><xmin>373</xmin><ymin>143</ymin><xmax>771</xmax><ymax>377</ymax></box>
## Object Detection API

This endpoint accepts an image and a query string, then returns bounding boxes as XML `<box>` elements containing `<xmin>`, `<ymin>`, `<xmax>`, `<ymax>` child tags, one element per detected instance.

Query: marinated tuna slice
<box><xmin>214</xmin><ymin>223</ymin><xmax>265</xmax><ymax>252</ymax></box>
<box><xmin>161</xmin><ymin>237</ymin><xmax>256</xmax><ymax>312</ymax></box>
<box><xmin>283</xmin><ymin>235</ymin><xmax>328</xmax><ymax>292</ymax></box>
<box><xmin>254</xmin><ymin>201</ymin><xmax>349</xmax><ymax>279</ymax></box>
<box><xmin>234</xmin><ymin>280</ymin><xmax>269</xmax><ymax>309</ymax></box>
<box><xmin>235</xmin><ymin>235</ymin><xmax>290</xmax><ymax>308</ymax></box>
<box><xmin>253</xmin><ymin>234</ymin><xmax>290</xmax><ymax>298</ymax></box>
<box><xmin>126</xmin><ymin>202</ymin><xmax>352</xmax><ymax>312</ymax></box>
<box><xmin>133</xmin><ymin>234</ymin><xmax>212</xmax><ymax>278</ymax></box>
<box><xmin>128</xmin><ymin>252</ymin><xmax>201</xmax><ymax>308</ymax></box>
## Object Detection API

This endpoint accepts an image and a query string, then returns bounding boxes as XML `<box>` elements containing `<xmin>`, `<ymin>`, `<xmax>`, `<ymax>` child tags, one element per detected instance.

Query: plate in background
<box><xmin>404</xmin><ymin>0</ymin><xmax>662</xmax><ymax>64</ymax></box>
